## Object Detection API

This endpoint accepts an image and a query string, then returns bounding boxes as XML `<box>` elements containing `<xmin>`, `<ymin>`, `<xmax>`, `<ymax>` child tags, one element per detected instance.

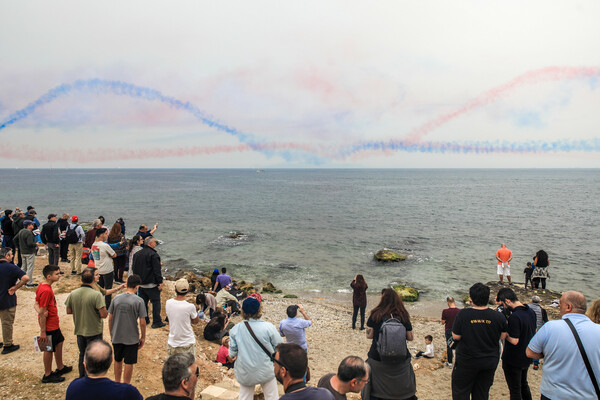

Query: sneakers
<box><xmin>54</xmin><ymin>365</ymin><xmax>73</xmax><ymax>375</ymax></box>
<box><xmin>151</xmin><ymin>322</ymin><xmax>167</xmax><ymax>329</ymax></box>
<box><xmin>1</xmin><ymin>344</ymin><xmax>20</xmax><ymax>354</ymax></box>
<box><xmin>71</xmin><ymin>271</ymin><xmax>77</xmax><ymax>275</ymax></box>
<box><xmin>533</xmin><ymin>365</ymin><xmax>539</xmax><ymax>370</ymax></box>
<box><xmin>42</xmin><ymin>372</ymin><xmax>65</xmax><ymax>383</ymax></box>
<box><xmin>444</xmin><ymin>362</ymin><xmax>453</xmax><ymax>368</ymax></box>
<box><xmin>25</xmin><ymin>283</ymin><xmax>38</xmax><ymax>288</ymax></box>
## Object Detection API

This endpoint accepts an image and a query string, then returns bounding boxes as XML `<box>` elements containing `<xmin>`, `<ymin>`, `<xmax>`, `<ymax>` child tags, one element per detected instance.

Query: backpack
<box><xmin>65</xmin><ymin>224</ymin><xmax>80</xmax><ymax>244</ymax></box>
<box><xmin>377</xmin><ymin>315</ymin><xmax>408</xmax><ymax>362</ymax></box>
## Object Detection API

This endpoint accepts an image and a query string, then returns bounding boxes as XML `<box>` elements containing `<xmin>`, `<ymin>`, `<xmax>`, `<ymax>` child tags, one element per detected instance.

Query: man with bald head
<box><xmin>527</xmin><ymin>291</ymin><xmax>600</xmax><ymax>399</ymax></box>
<box><xmin>66</xmin><ymin>339</ymin><xmax>142</xmax><ymax>400</ymax></box>
<box><xmin>496</xmin><ymin>243</ymin><xmax>513</xmax><ymax>285</ymax></box>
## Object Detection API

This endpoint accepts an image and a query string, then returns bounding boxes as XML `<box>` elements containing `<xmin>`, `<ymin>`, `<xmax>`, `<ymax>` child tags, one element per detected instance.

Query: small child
<box><xmin>524</xmin><ymin>262</ymin><xmax>534</xmax><ymax>290</ymax></box>
<box><xmin>216</xmin><ymin>336</ymin><xmax>235</xmax><ymax>369</ymax></box>
<box><xmin>415</xmin><ymin>335</ymin><xmax>435</xmax><ymax>359</ymax></box>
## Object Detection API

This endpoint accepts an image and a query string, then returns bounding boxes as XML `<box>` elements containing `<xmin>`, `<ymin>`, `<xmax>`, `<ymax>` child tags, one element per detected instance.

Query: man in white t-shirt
<box><xmin>165</xmin><ymin>279</ymin><xmax>199</xmax><ymax>357</ymax></box>
<box><xmin>91</xmin><ymin>228</ymin><xmax>116</xmax><ymax>308</ymax></box>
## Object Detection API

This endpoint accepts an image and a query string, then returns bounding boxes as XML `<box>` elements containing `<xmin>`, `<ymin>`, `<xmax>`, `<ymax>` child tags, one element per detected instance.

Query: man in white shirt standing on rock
<box><xmin>91</xmin><ymin>228</ymin><xmax>116</xmax><ymax>309</ymax></box>
<box><xmin>165</xmin><ymin>279</ymin><xmax>199</xmax><ymax>357</ymax></box>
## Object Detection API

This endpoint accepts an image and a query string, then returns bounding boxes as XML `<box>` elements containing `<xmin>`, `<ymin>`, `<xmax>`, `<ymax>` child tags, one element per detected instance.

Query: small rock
<box><xmin>374</xmin><ymin>249</ymin><xmax>407</xmax><ymax>262</ymax></box>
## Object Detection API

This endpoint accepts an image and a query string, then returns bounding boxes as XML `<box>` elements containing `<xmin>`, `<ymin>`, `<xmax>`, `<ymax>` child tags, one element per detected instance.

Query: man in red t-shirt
<box><xmin>36</xmin><ymin>265</ymin><xmax>72</xmax><ymax>383</ymax></box>
<box><xmin>441</xmin><ymin>296</ymin><xmax>461</xmax><ymax>367</ymax></box>
<box><xmin>496</xmin><ymin>243</ymin><xmax>513</xmax><ymax>285</ymax></box>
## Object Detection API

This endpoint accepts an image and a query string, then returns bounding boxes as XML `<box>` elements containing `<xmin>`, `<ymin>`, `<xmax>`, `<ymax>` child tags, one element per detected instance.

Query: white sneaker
<box><xmin>445</xmin><ymin>362</ymin><xmax>453</xmax><ymax>368</ymax></box>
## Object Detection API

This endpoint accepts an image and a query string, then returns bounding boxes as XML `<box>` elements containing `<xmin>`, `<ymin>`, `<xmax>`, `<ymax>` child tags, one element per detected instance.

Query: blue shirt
<box><xmin>0</xmin><ymin>260</ymin><xmax>26</xmax><ymax>310</ymax></box>
<box><xmin>528</xmin><ymin>313</ymin><xmax>600</xmax><ymax>400</ymax></box>
<box><xmin>66</xmin><ymin>377</ymin><xmax>142</xmax><ymax>400</ymax></box>
<box><xmin>229</xmin><ymin>318</ymin><xmax>284</xmax><ymax>386</ymax></box>
<box><xmin>279</xmin><ymin>317</ymin><xmax>312</xmax><ymax>350</ymax></box>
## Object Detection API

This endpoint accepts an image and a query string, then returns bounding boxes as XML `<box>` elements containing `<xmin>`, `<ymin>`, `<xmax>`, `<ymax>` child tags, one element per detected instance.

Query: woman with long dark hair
<box><xmin>531</xmin><ymin>249</ymin><xmax>549</xmax><ymax>292</ymax></box>
<box><xmin>127</xmin><ymin>234</ymin><xmax>143</xmax><ymax>276</ymax></box>
<box><xmin>108</xmin><ymin>222</ymin><xmax>127</xmax><ymax>284</ymax></box>
<box><xmin>203</xmin><ymin>313</ymin><xmax>231</xmax><ymax>342</ymax></box>
<box><xmin>363</xmin><ymin>288</ymin><xmax>416</xmax><ymax>400</ymax></box>
<box><xmin>351</xmin><ymin>274</ymin><xmax>368</xmax><ymax>330</ymax></box>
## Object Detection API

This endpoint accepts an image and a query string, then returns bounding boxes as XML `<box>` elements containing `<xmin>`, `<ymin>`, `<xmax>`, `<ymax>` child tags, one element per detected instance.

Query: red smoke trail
<box><xmin>403</xmin><ymin>66</ymin><xmax>600</xmax><ymax>143</ymax></box>
<box><xmin>0</xmin><ymin>142</ymin><xmax>323</xmax><ymax>163</ymax></box>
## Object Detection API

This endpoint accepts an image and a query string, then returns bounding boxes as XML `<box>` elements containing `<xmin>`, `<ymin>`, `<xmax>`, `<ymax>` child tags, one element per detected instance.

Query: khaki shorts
<box><xmin>167</xmin><ymin>342</ymin><xmax>196</xmax><ymax>357</ymax></box>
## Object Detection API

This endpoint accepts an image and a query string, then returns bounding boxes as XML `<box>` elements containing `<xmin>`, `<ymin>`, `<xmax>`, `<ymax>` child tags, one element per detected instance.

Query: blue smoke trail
<box><xmin>337</xmin><ymin>138</ymin><xmax>600</xmax><ymax>158</ymax></box>
<box><xmin>0</xmin><ymin>79</ymin><xmax>328</xmax><ymax>164</ymax></box>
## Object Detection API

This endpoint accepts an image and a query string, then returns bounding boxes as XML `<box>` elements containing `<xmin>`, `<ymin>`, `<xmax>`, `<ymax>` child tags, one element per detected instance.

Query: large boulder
<box><xmin>393</xmin><ymin>285</ymin><xmax>419</xmax><ymax>302</ymax></box>
<box><xmin>374</xmin><ymin>249</ymin><xmax>407</xmax><ymax>262</ymax></box>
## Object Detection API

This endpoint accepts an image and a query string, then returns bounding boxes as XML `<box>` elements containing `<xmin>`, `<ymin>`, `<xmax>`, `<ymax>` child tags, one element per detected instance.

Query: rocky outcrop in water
<box><xmin>374</xmin><ymin>249</ymin><xmax>407</xmax><ymax>262</ymax></box>
<box><xmin>393</xmin><ymin>284</ymin><xmax>419</xmax><ymax>302</ymax></box>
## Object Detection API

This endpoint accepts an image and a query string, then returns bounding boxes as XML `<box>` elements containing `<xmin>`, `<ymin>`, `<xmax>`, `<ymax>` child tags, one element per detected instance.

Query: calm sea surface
<box><xmin>1</xmin><ymin>169</ymin><xmax>599</xmax><ymax>302</ymax></box>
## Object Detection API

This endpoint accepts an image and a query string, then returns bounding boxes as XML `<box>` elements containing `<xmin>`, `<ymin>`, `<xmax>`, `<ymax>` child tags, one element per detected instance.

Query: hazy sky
<box><xmin>1</xmin><ymin>1</ymin><xmax>599</xmax><ymax>168</ymax></box>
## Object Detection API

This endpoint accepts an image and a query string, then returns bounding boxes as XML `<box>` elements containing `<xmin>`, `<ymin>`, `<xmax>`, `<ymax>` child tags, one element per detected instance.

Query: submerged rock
<box><xmin>393</xmin><ymin>284</ymin><xmax>419</xmax><ymax>302</ymax></box>
<box><xmin>228</xmin><ymin>231</ymin><xmax>245</xmax><ymax>239</ymax></box>
<box><xmin>262</xmin><ymin>282</ymin><xmax>282</xmax><ymax>293</ymax></box>
<box><xmin>374</xmin><ymin>249</ymin><xmax>407</xmax><ymax>262</ymax></box>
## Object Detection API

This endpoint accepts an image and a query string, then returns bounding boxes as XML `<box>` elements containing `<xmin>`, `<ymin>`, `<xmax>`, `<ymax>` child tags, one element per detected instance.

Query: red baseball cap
<box><xmin>71</xmin><ymin>215</ymin><xmax>79</xmax><ymax>222</ymax></box>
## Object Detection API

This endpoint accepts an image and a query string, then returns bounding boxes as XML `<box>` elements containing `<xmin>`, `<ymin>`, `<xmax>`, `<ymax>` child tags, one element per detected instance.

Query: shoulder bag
<box><xmin>565</xmin><ymin>318</ymin><xmax>600</xmax><ymax>398</ymax></box>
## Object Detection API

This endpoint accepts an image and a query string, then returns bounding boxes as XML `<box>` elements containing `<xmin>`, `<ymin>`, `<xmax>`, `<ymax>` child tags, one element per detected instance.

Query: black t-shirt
<box><xmin>317</xmin><ymin>373</ymin><xmax>346</xmax><ymax>400</ymax></box>
<box><xmin>501</xmin><ymin>305</ymin><xmax>537</xmax><ymax>368</ymax></box>
<box><xmin>366</xmin><ymin>315</ymin><xmax>413</xmax><ymax>361</ymax></box>
<box><xmin>146</xmin><ymin>394</ymin><xmax>191</xmax><ymax>400</ymax></box>
<box><xmin>280</xmin><ymin>387</ymin><xmax>335</xmax><ymax>400</ymax></box>
<box><xmin>452</xmin><ymin>308</ymin><xmax>508</xmax><ymax>369</ymax></box>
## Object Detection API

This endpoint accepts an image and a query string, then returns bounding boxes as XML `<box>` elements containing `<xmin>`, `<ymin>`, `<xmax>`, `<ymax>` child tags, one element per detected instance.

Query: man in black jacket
<box><xmin>41</xmin><ymin>214</ymin><xmax>60</xmax><ymax>266</ymax></box>
<box><xmin>57</xmin><ymin>213</ymin><xmax>70</xmax><ymax>263</ymax></box>
<box><xmin>132</xmin><ymin>237</ymin><xmax>165</xmax><ymax>329</ymax></box>
<box><xmin>11</xmin><ymin>211</ymin><xmax>25</xmax><ymax>268</ymax></box>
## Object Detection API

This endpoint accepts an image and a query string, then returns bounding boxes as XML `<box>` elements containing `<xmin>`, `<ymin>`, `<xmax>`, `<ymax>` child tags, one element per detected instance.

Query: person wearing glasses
<box><xmin>65</xmin><ymin>339</ymin><xmax>142</xmax><ymax>400</ymax></box>
<box><xmin>147</xmin><ymin>353</ymin><xmax>199</xmax><ymax>400</ymax></box>
<box><xmin>273</xmin><ymin>343</ymin><xmax>334</xmax><ymax>399</ymax></box>
<box><xmin>317</xmin><ymin>355</ymin><xmax>370</xmax><ymax>399</ymax></box>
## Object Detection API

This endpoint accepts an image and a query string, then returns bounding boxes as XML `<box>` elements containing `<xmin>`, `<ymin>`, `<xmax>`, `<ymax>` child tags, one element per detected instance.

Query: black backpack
<box><xmin>377</xmin><ymin>315</ymin><xmax>408</xmax><ymax>362</ymax></box>
<box><xmin>65</xmin><ymin>224</ymin><xmax>80</xmax><ymax>244</ymax></box>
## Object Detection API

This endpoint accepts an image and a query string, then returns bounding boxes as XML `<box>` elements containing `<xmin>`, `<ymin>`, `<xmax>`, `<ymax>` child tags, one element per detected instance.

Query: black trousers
<box><xmin>452</xmin><ymin>364</ymin><xmax>497</xmax><ymax>400</ymax></box>
<box><xmin>532</xmin><ymin>278</ymin><xmax>546</xmax><ymax>289</ymax></box>
<box><xmin>47</xmin><ymin>242</ymin><xmax>60</xmax><ymax>266</ymax></box>
<box><xmin>98</xmin><ymin>272</ymin><xmax>114</xmax><ymax>309</ymax></box>
<box><xmin>59</xmin><ymin>239</ymin><xmax>69</xmax><ymax>261</ymax></box>
<box><xmin>77</xmin><ymin>334</ymin><xmax>102</xmax><ymax>377</ymax></box>
<box><xmin>138</xmin><ymin>286</ymin><xmax>162</xmax><ymax>326</ymax></box>
<box><xmin>503</xmin><ymin>364</ymin><xmax>532</xmax><ymax>400</ymax></box>
<box><xmin>445</xmin><ymin>330</ymin><xmax>454</xmax><ymax>364</ymax></box>
<box><xmin>352</xmin><ymin>305</ymin><xmax>366</xmax><ymax>328</ymax></box>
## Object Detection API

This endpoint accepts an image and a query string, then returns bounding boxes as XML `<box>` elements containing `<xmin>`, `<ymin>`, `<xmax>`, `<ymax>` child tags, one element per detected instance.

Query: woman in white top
<box><xmin>127</xmin><ymin>235</ymin><xmax>143</xmax><ymax>277</ymax></box>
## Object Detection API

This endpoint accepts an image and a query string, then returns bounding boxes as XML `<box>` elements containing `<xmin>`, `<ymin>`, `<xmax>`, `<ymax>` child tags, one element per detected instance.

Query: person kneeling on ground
<box><xmin>146</xmin><ymin>353</ymin><xmax>199</xmax><ymax>400</ymax></box>
<box><xmin>415</xmin><ymin>335</ymin><xmax>435</xmax><ymax>359</ymax></box>
<box><xmin>317</xmin><ymin>355</ymin><xmax>369</xmax><ymax>400</ymax></box>
<box><xmin>274</xmin><ymin>343</ymin><xmax>334</xmax><ymax>399</ymax></box>
<box><xmin>65</xmin><ymin>339</ymin><xmax>142</xmax><ymax>400</ymax></box>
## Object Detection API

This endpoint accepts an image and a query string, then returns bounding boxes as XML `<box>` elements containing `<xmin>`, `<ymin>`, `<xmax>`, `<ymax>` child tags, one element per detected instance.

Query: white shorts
<box><xmin>497</xmin><ymin>263</ymin><xmax>510</xmax><ymax>276</ymax></box>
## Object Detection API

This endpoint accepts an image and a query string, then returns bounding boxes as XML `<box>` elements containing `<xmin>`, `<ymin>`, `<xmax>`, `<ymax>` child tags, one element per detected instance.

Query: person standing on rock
<box><xmin>496</xmin><ymin>243</ymin><xmax>513</xmax><ymax>285</ymax></box>
<box><xmin>14</xmin><ymin>219</ymin><xmax>41</xmax><ymax>287</ymax></box>
<box><xmin>65</xmin><ymin>268</ymin><xmax>108</xmax><ymax>378</ymax></box>
<box><xmin>350</xmin><ymin>275</ymin><xmax>368</xmax><ymax>330</ymax></box>
<box><xmin>0</xmin><ymin>247</ymin><xmax>30</xmax><ymax>354</ymax></box>
<box><xmin>229</xmin><ymin>297</ymin><xmax>283</xmax><ymax>400</ymax></box>
<box><xmin>108</xmin><ymin>274</ymin><xmax>147</xmax><ymax>384</ymax></box>
<box><xmin>165</xmin><ymin>279</ymin><xmax>199</xmax><ymax>356</ymax></box>
<box><xmin>213</xmin><ymin>267</ymin><xmax>232</xmax><ymax>292</ymax></box>
<box><xmin>91</xmin><ymin>228</ymin><xmax>117</xmax><ymax>309</ymax></box>
<box><xmin>279</xmin><ymin>304</ymin><xmax>312</xmax><ymax>351</ymax></box>
<box><xmin>41</xmin><ymin>214</ymin><xmax>60</xmax><ymax>266</ymax></box>
<box><xmin>36</xmin><ymin>265</ymin><xmax>73</xmax><ymax>383</ymax></box>
<box><xmin>441</xmin><ymin>296</ymin><xmax>461</xmax><ymax>367</ymax></box>
<box><xmin>132</xmin><ymin>236</ymin><xmax>165</xmax><ymax>328</ymax></box>
<box><xmin>57</xmin><ymin>213</ymin><xmax>70</xmax><ymax>263</ymax></box>
<box><xmin>67</xmin><ymin>216</ymin><xmax>85</xmax><ymax>275</ymax></box>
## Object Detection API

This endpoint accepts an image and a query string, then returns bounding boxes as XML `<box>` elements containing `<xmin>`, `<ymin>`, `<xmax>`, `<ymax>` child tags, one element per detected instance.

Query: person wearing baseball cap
<box><xmin>165</xmin><ymin>279</ymin><xmax>199</xmax><ymax>357</ymax></box>
<box><xmin>67</xmin><ymin>216</ymin><xmax>85</xmax><ymax>275</ymax></box>
<box><xmin>14</xmin><ymin>219</ymin><xmax>42</xmax><ymax>287</ymax></box>
<box><xmin>528</xmin><ymin>295</ymin><xmax>548</xmax><ymax>370</ymax></box>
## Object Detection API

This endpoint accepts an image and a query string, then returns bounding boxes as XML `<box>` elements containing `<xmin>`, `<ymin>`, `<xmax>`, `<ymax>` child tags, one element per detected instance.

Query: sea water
<box><xmin>1</xmin><ymin>169</ymin><xmax>598</xmax><ymax>301</ymax></box>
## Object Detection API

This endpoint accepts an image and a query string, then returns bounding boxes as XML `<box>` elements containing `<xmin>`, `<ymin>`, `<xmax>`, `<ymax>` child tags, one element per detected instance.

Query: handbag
<box><xmin>565</xmin><ymin>318</ymin><xmax>600</xmax><ymax>398</ymax></box>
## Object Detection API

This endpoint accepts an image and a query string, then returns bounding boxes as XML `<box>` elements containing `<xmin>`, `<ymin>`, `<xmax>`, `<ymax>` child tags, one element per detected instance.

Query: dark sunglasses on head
<box><xmin>271</xmin><ymin>352</ymin><xmax>289</xmax><ymax>370</ymax></box>
<box><xmin>185</xmin><ymin>366</ymin><xmax>200</xmax><ymax>381</ymax></box>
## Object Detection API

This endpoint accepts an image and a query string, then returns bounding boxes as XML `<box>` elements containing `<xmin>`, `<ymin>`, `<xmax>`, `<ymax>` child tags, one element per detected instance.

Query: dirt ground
<box><xmin>0</xmin><ymin>256</ymin><xmax>546</xmax><ymax>399</ymax></box>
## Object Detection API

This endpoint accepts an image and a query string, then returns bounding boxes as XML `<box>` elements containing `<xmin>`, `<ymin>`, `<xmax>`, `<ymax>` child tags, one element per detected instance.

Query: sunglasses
<box><xmin>185</xmin><ymin>366</ymin><xmax>200</xmax><ymax>381</ymax></box>
<box><xmin>271</xmin><ymin>352</ymin><xmax>289</xmax><ymax>370</ymax></box>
